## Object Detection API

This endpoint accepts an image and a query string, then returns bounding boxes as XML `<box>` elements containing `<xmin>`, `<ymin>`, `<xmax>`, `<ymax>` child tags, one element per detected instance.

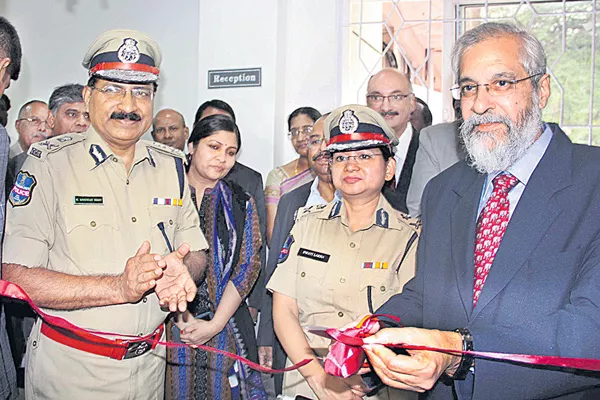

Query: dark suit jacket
<box><xmin>257</xmin><ymin>180</ymin><xmax>312</xmax><ymax>394</ymax></box>
<box><xmin>224</xmin><ymin>161</ymin><xmax>267</xmax><ymax>309</ymax></box>
<box><xmin>379</xmin><ymin>124</ymin><xmax>600</xmax><ymax>399</ymax></box>
<box><xmin>383</xmin><ymin>125</ymin><xmax>419</xmax><ymax>213</ymax></box>
<box><xmin>5</xmin><ymin>152</ymin><xmax>26</xmax><ymax>198</ymax></box>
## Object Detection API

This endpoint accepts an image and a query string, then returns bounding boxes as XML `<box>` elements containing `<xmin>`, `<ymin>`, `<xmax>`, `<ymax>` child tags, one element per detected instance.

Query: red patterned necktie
<box><xmin>473</xmin><ymin>172</ymin><xmax>519</xmax><ymax>307</ymax></box>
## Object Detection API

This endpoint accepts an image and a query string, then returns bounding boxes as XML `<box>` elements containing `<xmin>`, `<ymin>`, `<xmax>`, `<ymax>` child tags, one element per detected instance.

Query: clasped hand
<box><xmin>120</xmin><ymin>241</ymin><xmax>196</xmax><ymax>312</ymax></box>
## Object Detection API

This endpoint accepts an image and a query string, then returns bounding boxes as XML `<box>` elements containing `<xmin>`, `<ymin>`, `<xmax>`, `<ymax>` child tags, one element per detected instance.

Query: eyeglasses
<box><xmin>451</xmin><ymin>73</ymin><xmax>544</xmax><ymax>100</ymax></box>
<box><xmin>330</xmin><ymin>152</ymin><xmax>383</xmax><ymax>165</ymax></box>
<box><xmin>366</xmin><ymin>93</ymin><xmax>412</xmax><ymax>104</ymax></box>
<box><xmin>17</xmin><ymin>117</ymin><xmax>49</xmax><ymax>127</ymax></box>
<box><xmin>289</xmin><ymin>125</ymin><xmax>313</xmax><ymax>138</ymax></box>
<box><xmin>91</xmin><ymin>84</ymin><xmax>154</xmax><ymax>102</ymax></box>
<box><xmin>308</xmin><ymin>136</ymin><xmax>325</xmax><ymax>148</ymax></box>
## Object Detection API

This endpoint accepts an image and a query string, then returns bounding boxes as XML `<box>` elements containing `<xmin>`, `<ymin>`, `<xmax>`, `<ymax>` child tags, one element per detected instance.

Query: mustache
<box><xmin>312</xmin><ymin>150</ymin><xmax>330</xmax><ymax>162</ymax></box>
<box><xmin>461</xmin><ymin>112</ymin><xmax>512</xmax><ymax>133</ymax></box>
<box><xmin>380</xmin><ymin>111</ymin><xmax>399</xmax><ymax>118</ymax></box>
<box><xmin>110</xmin><ymin>112</ymin><xmax>141</xmax><ymax>121</ymax></box>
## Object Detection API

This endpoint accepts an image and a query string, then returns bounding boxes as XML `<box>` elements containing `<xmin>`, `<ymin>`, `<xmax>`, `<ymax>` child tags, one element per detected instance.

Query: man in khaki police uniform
<box><xmin>268</xmin><ymin>105</ymin><xmax>419</xmax><ymax>400</ymax></box>
<box><xmin>2</xmin><ymin>29</ymin><xmax>208</xmax><ymax>399</ymax></box>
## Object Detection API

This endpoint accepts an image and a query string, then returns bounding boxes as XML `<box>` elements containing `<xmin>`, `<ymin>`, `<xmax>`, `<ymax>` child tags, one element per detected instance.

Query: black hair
<box><xmin>188</xmin><ymin>114</ymin><xmax>241</xmax><ymax>154</ymax></box>
<box><xmin>86</xmin><ymin>76</ymin><xmax>158</xmax><ymax>92</ymax></box>
<box><xmin>0</xmin><ymin>17</ymin><xmax>22</xmax><ymax>81</ymax></box>
<box><xmin>0</xmin><ymin>94</ymin><xmax>9</xmax><ymax>127</ymax></box>
<box><xmin>194</xmin><ymin>100</ymin><xmax>236</xmax><ymax>126</ymax></box>
<box><xmin>49</xmin><ymin>83</ymin><xmax>85</xmax><ymax>114</ymax></box>
<box><xmin>287</xmin><ymin>107</ymin><xmax>321</xmax><ymax>131</ymax></box>
<box><xmin>0</xmin><ymin>94</ymin><xmax>10</xmax><ymax>111</ymax></box>
<box><xmin>415</xmin><ymin>97</ymin><xmax>433</xmax><ymax>127</ymax></box>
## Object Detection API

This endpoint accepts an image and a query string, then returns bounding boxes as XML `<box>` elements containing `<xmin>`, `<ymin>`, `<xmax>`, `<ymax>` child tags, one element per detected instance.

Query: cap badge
<box><xmin>339</xmin><ymin>110</ymin><xmax>359</xmax><ymax>134</ymax></box>
<box><xmin>117</xmin><ymin>38</ymin><xmax>140</xmax><ymax>64</ymax></box>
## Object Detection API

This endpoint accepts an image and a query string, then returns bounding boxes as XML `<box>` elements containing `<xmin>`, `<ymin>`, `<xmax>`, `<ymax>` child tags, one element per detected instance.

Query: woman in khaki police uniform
<box><xmin>267</xmin><ymin>105</ymin><xmax>419</xmax><ymax>400</ymax></box>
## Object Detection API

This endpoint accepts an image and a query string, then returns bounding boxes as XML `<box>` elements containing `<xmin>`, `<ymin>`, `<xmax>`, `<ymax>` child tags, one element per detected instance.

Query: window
<box><xmin>342</xmin><ymin>0</ymin><xmax>599</xmax><ymax>144</ymax></box>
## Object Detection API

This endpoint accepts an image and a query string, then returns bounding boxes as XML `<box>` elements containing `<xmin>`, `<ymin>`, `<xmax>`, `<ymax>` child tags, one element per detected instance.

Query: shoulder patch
<box><xmin>278</xmin><ymin>234</ymin><xmax>294</xmax><ymax>264</ymax></box>
<box><xmin>29</xmin><ymin>134</ymin><xmax>84</xmax><ymax>161</ymax></box>
<box><xmin>146</xmin><ymin>141</ymin><xmax>185</xmax><ymax>159</ymax></box>
<box><xmin>9</xmin><ymin>171</ymin><xmax>37</xmax><ymax>207</ymax></box>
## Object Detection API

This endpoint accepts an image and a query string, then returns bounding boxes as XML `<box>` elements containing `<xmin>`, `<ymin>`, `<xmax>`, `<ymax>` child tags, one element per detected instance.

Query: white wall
<box><xmin>0</xmin><ymin>0</ymin><xmax>200</xmax><ymax>142</ymax></box>
<box><xmin>197</xmin><ymin>0</ymin><xmax>340</xmax><ymax>177</ymax></box>
<box><xmin>1</xmin><ymin>0</ymin><xmax>342</xmax><ymax>180</ymax></box>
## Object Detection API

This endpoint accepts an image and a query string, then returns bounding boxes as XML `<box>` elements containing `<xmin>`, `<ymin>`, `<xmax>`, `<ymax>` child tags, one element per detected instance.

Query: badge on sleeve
<box><xmin>9</xmin><ymin>171</ymin><xmax>37</xmax><ymax>207</ymax></box>
<box><xmin>278</xmin><ymin>234</ymin><xmax>295</xmax><ymax>264</ymax></box>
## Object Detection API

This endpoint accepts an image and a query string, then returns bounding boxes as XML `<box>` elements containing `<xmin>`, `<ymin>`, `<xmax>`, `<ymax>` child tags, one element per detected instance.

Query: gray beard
<box><xmin>460</xmin><ymin>95</ymin><xmax>543</xmax><ymax>174</ymax></box>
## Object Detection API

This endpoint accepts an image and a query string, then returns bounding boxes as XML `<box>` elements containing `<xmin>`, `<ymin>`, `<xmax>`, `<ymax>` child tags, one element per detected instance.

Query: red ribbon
<box><xmin>0</xmin><ymin>280</ymin><xmax>310</xmax><ymax>374</ymax></box>
<box><xmin>322</xmin><ymin>314</ymin><xmax>600</xmax><ymax>378</ymax></box>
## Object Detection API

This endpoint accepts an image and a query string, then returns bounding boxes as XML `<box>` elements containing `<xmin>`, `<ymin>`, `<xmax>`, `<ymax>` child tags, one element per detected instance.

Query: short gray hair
<box><xmin>451</xmin><ymin>22</ymin><xmax>547</xmax><ymax>88</ymax></box>
<box><xmin>48</xmin><ymin>83</ymin><xmax>85</xmax><ymax>115</ymax></box>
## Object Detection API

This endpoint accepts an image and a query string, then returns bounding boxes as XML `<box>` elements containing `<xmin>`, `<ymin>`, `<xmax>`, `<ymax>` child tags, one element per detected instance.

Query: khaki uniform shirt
<box><xmin>3</xmin><ymin>128</ymin><xmax>207</xmax><ymax>400</ymax></box>
<box><xmin>267</xmin><ymin>195</ymin><xmax>420</xmax><ymax>400</ymax></box>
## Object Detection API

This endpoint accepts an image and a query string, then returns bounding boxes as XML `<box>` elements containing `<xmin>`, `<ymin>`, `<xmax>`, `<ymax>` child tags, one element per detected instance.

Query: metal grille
<box><xmin>341</xmin><ymin>0</ymin><xmax>599</xmax><ymax>144</ymax></box>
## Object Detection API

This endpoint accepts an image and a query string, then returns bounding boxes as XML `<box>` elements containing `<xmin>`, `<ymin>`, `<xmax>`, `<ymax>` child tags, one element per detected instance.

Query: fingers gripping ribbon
<box><xmin>315</xmin><ymin>314</ymin><xmax>600</xmax><ymax>378</ymax></box>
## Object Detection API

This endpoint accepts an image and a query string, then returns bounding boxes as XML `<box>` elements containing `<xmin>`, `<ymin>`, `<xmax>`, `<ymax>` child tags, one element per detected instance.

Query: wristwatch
<box><xmin>450</xmin><ymin>328</ymin><xmax>474</xmax><ymax>380</ymax></box>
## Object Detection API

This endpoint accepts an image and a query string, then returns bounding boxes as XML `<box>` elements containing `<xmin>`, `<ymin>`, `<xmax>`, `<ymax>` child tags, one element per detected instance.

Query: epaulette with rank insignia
<box><xmin>397</xmin><ymin>212</ymin><xmax>422</xmax><ymax>231</ymax></box>
<box><xmin>295</xmin><ymin>204</ymin><xmax>328</xmax><ymax>222</ymax></box>
<box><xmin>27</xmin><ymin>134</ymin><xmax>85</xmax><ymax>161</ymax></box>
<box><xmin>146</xmin><ymin>141</ymin><xmax>185</xmax><ymax>160</ymax></box>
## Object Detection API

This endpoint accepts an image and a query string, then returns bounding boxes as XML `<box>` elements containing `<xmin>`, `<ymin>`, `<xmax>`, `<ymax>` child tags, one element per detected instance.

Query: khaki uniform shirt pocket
<box><xmin>359</xmin><ymin>268</ymin><xmax>401</xmax><ymax>313</ymax></box>
<box><xmin>63</xmin><ymin>205</ymin><xmax>119</xmax><ymax>273</ymax></box>
<box><xmin>148</xmin><ymin>206</ymin><xmax>178</xmax><ymax>255</ymax></box>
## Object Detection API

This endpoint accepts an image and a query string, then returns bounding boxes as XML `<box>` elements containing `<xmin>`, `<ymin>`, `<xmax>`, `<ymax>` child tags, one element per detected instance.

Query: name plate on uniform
<box><xmin>298</xmin><ymin>248</ymin><xmax>330</xmax><ymax>263</ymax></box>
<box><xmin>208</xmin><ymin>68</ymin><xmax>261</xmax><ymax>89</ymax></box>
<box><xmin>74</xmin><ymin>196</ymin><xmax>103</xmax><ymax>205</ymax></box>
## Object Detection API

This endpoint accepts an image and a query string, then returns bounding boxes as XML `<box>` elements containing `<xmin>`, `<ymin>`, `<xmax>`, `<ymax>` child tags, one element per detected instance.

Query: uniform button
<box><xmin>126</xmin><ymin>179</ymin><xmax>130</xmax><ymax>185</ymax></box>
<box><xmin>349</xmin><ymin>242</ymin><xmax>356</xmax><ymax>248</ymax></box>
<box><xmin>90</xmin><ymin>221</ymin><xmax>96</xmax><ymax>227</ymax></box>
<box><xmin>112</xmin><ymin>156</ymin><xmax>118</xmax><ymax>162</ymax></box>
<box><xmin>338</xmin><ymin>312</ymin><xmax>344</xmax><ymax>318</ymax></box>
<box><xmin>131</xmin><ymin>217</ymin><xmax>137</xmax><ymax>223</ymax></box>
<box><xmin>169</xmin><ymin>219</ymin><xmax>174</xmax><ymax>225</ymax></box>
<box><xmin>138</xmin><ymin>333</ymin><xmax>143</xmax><ymax>337</ymax></box>
<box><xmin>380</xmin><ymin>286</ymin><xmax>386</xmax><ymax>292</ymax></box>
<box><xmin>32</xmin><ymin>340</ymin><xmax>37</xmax><ymax>347</ymax></box>
<box><xmin>300</xmin><ymin>272</ymin><xmax>306</xmax><ymax>278</ymax></box>
<box><xmin>142</xmin><ymin>297</ymin><xmax>147</xmax><ymax>303</ymax></box>
<box><xmin>340</xmin><ymin>277</ymin><xmax>345</xmax><ymax>283</ymax></box>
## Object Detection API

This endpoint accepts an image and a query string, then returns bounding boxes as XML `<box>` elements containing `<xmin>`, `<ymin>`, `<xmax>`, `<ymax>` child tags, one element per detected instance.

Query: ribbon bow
<box><xmin>316</xmin><ymin>314</ymin><xmax>600</xmax><ymax>378</ymax></box>
<box><xmin>323</xmin><ymin>315</ymin><xmax>396</xmax><ymax>378</ymax></box>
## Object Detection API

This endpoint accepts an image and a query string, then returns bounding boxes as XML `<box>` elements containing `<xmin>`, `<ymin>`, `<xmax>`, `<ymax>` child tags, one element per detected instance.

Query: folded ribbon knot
<box><xmin>324</xmin><ymin>314</ymin><xmax>399</xmax><ymax>378</ymax></box>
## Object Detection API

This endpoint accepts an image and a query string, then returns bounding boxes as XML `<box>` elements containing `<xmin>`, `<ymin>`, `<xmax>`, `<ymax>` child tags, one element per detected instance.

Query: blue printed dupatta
<box><xmin>166</xmin><ymin>180</ymin><xmax>266</xmax><ymax>400</ymax></box>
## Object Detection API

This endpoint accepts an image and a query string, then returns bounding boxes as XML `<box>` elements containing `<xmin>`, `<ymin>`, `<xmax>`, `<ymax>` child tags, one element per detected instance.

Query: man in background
<box><xmin>366</xmin><ymin>69</ymin><xmax>418</xmax><ymax>213</ymax></box>
<box><xmin>409</xmin><ymin>97</ymin><xmax>432</xmax><ymax>134</ymax></box>
<box><xmin>406</xmin><ymin>98</ymin><xmax>465</xmax><ymax>216</ymax></box>
<box><xmin>9</xmin><ymin>101</ymin><xmax>51</xmax><ymax>158</ymax></box>
<box><xmin>48</xmin><ymin>83</ymin><xmax>90</xmax><ymax>136</ymax></box>
<box><xmin>151</xmin><ymin>108</ymin><xmax>189</xmax><ymax>151</ymax></box>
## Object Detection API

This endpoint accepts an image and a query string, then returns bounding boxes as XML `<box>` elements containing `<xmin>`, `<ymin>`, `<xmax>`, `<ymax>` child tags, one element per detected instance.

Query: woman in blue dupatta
<box><xmin>166</xmin><ymin>114</ymin><xmax>266</xmax><ymax>400</ymax></box>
